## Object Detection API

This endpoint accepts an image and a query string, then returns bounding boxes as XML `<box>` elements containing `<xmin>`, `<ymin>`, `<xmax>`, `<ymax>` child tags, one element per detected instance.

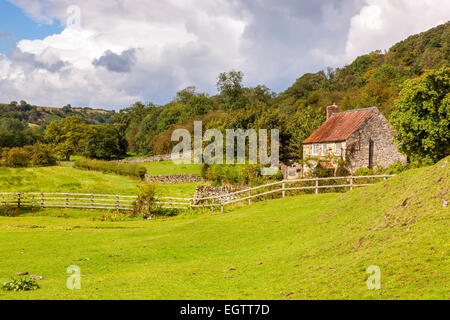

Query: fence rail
<box><xmin>0</xmin><ymin>175</ymin><xmax>394</xmax><ymax>212</ymax></box>
<box><xmin>0</xmin><ymin>192</ymin><xmax>138</xmax><ymax>211</ymax></box>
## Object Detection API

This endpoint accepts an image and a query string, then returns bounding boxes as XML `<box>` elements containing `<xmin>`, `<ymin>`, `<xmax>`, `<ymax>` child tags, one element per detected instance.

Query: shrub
<box><xmin>31</xmin><ymin>143</ymin><xmax>57</xmax><ymax>166</ymax></box>
<box><xmin>354</xmin><ymin>167</ymin><xmax>376</xmax><ymax>176</ymax></box>
<box><xmin>4</xmin><ymin>147</ymin><xmax>31</xmax><ymax>167</ymax></box>
<box><xmin>74</xmin><ymin>158</ymin><xmax>147</xmax><ymax>179</ymax></box>
<box><xmin>0</xmin><ymin>147</ymin><xmax>9</xmax><ymax>161</ymax></box>
<box><xmin>1</xmin><ymin>144</ymin><xmax>58</xmax><ymax>168</ymax></box>
<box><xmin>0</xmin><ymin>207</ymin><xmax>19</xmax><ymax>217</ymax></box>
<box><xmin>335</xmin><ymin>166</ymin><xmax>350</xmax><ymax>177</ymax></box>
<box><xmin>131</xmin><ymin>183</ymin><xmax>158</xmax><ymax>218</ymax></box>
<box><xmin>2</xmin><ymin>277</ymin><xmax>40</xmax><ymax>291</ymax></box>
<box><xmin>313</xmin><ymin>163</ymin><xmax>334</xmax><ymax>177</ymax></box>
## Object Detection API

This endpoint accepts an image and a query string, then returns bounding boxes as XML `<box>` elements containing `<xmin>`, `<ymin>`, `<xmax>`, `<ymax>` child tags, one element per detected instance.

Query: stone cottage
<box><xmin>302</xmin><ymin>104</ymin><xmax>406</xmax><ymax>174</ymax></box>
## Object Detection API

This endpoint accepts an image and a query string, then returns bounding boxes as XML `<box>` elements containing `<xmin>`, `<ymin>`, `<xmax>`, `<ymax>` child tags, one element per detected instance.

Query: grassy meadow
<box><xmin>142</xmin><ymin>161</ymin><xmax>202</xmax><ymax>176</ymax></box>
<box><xmin>0</xmin><ymin>166</ymin><xmax>200</xmax><ymax>198</ymax></box>
<box><xmin>0</xmin><ymin>157</ymin><xmax>448</xmax><ymax>299</ymax></box>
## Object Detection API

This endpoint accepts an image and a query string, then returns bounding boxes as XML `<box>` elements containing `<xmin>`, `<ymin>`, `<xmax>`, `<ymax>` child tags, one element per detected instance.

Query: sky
<box><xmin>0</xmin><ymin>0</ymin><xmax>449</xmax><ymax>110</ymax></box>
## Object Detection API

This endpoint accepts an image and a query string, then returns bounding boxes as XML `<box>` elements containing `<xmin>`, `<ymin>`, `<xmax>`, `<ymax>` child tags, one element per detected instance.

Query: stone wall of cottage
<box><xmin>302</xmin><ymin>142</ymin><xmax>347</xmax><ymax>160</ymax></box>
<box><xmin>302</xmin><ymin>141</ymin><xmax>346</xmax><ymax>175</ymax></box>
<box><xmin>344</xmin><ymin>109</ymin><xmax>406</xmax><ymax>173</ymax></box>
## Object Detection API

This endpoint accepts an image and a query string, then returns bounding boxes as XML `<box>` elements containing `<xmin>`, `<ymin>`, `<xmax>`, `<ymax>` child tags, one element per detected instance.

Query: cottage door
<box><xmin>368</xmin><ymin>138</ymin><xmax>374</xmax><ymax>169</ymax></box>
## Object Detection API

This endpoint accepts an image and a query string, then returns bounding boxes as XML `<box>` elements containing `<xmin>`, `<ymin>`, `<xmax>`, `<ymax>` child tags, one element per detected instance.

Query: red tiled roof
<box><xmin>303</xmin><ymin>107</ymin><xmax>376</xmax><ymax>143</ymax></box>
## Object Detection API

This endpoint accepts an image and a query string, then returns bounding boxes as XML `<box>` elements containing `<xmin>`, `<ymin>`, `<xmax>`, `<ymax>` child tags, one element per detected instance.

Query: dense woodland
<box><xmin>112</xmin><ymin>22</ymin><xmax>449</xmax><ymax>163</ymax></box>
<box><xmin>1</xmin><ymin>22</ymin><xmax>449</xmax><ymax>170</ymax></box>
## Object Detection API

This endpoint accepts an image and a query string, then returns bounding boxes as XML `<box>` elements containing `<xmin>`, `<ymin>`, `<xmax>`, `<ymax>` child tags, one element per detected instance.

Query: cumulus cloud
<box><xmin>345</xmin><ymin>0</ymin><xmax>450</xmax><ymax>62</ymax></box>
<box><xmin>92</xmin><ymin>49</ymin><xmax>136</xmax><ymax>73</ymax></box>
<box><xmin>0</xmin><ymin>0</ymin><xmax>448</xmax><ymax>109</ymax></box>
<box><xmin>9</xmin><ymin>47</ymin><xmax>68</xmax><ymax>73</ymax></box>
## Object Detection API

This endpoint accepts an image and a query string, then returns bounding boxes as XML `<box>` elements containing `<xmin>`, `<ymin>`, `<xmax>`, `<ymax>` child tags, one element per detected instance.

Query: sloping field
<box><xmin>0</xmin><ymin>166</ymin><xmax>199</xmax><ymax>197</ymax></box>
<box><xmin>0</xmin><ymin>157</ymin><xmax>448</xmax><ymax>299</ymax></box>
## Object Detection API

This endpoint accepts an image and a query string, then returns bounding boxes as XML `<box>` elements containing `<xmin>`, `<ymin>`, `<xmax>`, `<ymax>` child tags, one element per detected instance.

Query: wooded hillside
<box><xmin>112</xmin><ymin>22</ymin><xmax>449</xmax><ymax>162</ymax></box>
<box><xmin>1</xmin><ymin>22</ymin><xmax>448</xmax><ymax>163</ymax></box>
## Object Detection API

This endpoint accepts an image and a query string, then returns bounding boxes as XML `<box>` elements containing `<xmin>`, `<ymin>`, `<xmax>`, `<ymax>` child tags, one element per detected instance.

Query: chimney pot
<box><xmin>327</xmin><ymin>104</ymin><xmax>339</xmax><ymax>120</ymax></box>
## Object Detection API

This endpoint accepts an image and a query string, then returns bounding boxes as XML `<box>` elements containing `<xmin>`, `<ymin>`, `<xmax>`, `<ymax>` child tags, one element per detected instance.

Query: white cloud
<box><xmin>0</xmin><ymin>0</ymin><xmax>448</xmax><ymax>109</ymax></box>
<box><xmin>345</xmin><ymin>0</ymin><xmax>450</xmax><ymax>62</ymax></box>
<box><xmin>2</xmin><ymin>0</ymin><xmax>247</xmax><ymax>108</ymax></box>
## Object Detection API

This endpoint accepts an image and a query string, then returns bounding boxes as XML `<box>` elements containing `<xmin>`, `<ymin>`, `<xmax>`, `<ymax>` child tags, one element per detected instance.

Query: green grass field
<box><xmin>141</xmin><ymin>161</ymin><xmax>202</xmax><ymax>176</ymax></box>
<box><xmin>0</xmin><ymin>157</ymin><xmax>448</xmax><ymax>299</ymax></box>
<box><xmin>0</xmin><ymin>166</ymin><xmax>199</xmax><ymax>198</ymax></box>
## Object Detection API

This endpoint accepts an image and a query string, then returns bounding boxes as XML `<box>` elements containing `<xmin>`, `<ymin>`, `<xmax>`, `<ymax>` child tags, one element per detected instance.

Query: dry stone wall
<box><xmin>193</xmin><ymin>185</ymin><xmax>245</xmax><ymax>204</ymax></box>
<box><xmin>119</xmin><ymin>154</ymin><xmax>174</xmax><ymax>163</ymax></box>
<box><xmin>145</xmin><ymin>174</ymin><xmax>202</xmax><ymax>183</ymax></box>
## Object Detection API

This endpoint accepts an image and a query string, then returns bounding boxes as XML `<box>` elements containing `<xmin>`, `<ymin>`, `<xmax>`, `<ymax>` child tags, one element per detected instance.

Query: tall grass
<box><xmin>74</xmin><ymin>158</ymin><xmax>147</xmax><ymax>179</ymax></box>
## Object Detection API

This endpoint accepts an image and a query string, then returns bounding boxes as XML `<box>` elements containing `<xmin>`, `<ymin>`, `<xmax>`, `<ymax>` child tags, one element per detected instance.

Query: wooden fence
<box><xmin>0</xmin><ymin>175</ymin><xmax>394</xmax><ymax>212</ymax></box>
<box><xmin>0</xmin><ymin>193</ymin><xmax>138</xmax><ymax>211</ymax></box>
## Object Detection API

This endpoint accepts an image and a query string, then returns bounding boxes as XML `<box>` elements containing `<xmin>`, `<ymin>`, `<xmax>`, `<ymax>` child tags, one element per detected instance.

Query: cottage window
<box><xmin>335</xmin><ymin>143</ymin><xmax>342</xmax><ymax>156</ymax></box>
<box><xmin>321</xmin><ymin>143</ymin><xmax>326</xmax><ymax>156</ymax></box>
<box><xmin>312</xmin><ymin>144</ymin><xmax>318</xmax><ymax>155</ymax></box>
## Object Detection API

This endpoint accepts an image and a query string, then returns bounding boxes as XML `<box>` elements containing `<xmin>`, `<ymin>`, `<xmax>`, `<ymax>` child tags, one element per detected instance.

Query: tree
<box><xmin>216</xmin><ymin>70</ymin><xmax>247</xmax><ymax>111</ymax></box>
<box><xmin>82</xmin><ymin>124</ymin><xmax>128</xmax><ymax>160</ymax></box>
<box><xmin>175</xmin><ymin>86</ymin><xmax>198</xmax><ymax>103</ymax></box>
<box><xmin>0</xmin><ymin>118</ymin><xmax>42</xmax><ymax>148</ymax></box>
<box><xmin>62</xmin><ymin>104</ymin><xmax>72</xmax><ymax>114</ymax></box>
<box><xmin>390</xmin><ymin>67</ymin><xmax>449</xmax><ymax>162</ymax></box>
<box><xmin>45</xmin><ymin>116</ymin><xmax>87</xmax><ymax>160</ymax></box>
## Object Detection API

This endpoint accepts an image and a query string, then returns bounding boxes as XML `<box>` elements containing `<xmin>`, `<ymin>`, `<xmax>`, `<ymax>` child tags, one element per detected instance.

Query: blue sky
<box><xmin>0</xmin><ymin>0</ymin><xmax>63</xmax><ymax>53</ymax></box>
<box><xmin>0</xmin><ymin>0</ymin><xmax>448</xmax><ymax>110</ymax></box>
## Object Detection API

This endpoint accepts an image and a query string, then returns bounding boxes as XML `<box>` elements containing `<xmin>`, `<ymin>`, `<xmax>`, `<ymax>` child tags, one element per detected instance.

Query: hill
<box><xmin>113</xmin><ymin>22</ymin><xmax>449</xmax><ymax>160</ymax></box>
<box><xmin>0</xmin><ymin>101</ymin><xmax>115</xmax><ymax>149</ymax></box>
<box><xmin>0</xmin><ymin>102</ymin><xmax>113</xmax><ymax>127</ymax></box>
<box><xmin>0</xmin><ymin>156</ymin><xmax>447</xmax><ymax>299</ymax></box>
<box><xmin>1</xmin><ymin>23</ymin><xmax>448</xmax><ymax>160</ymax></box>
<box><xmin>277</xmin><ymin>21</ymin><xmax>449</xmax><ymax>115</ymax></box>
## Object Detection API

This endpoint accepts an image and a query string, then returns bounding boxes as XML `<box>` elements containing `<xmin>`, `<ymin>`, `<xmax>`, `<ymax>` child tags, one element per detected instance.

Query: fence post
<box><xmin>17</xmin><ymin>192</ymin><xmax>21</xmax><ymax>208</ymax></box>
<box><xmin>189</xmin><ymin>199</ymin><xmax>193</xmax><ymax>210</ymax></box>
<box><xmin>41</xmin><ymin>193</ymin><xmax>44</xmax><ymax>208</ymax></box>
<box><xmin>65</xmin><ymin>193</ymin><xmax>69</xmax><ymax>208</ymax></box>
<box><xmin>248</xmin><ymin>190</ymin><xmax>251</xmax><ymax>205</ymax></box>
<box><xmin>315</xmin><ymin>178</ymin><xmax>319</xmax><ymax>194</ymax></box>
<box><xmin>91</xmin><ymin>194</ymin><xmax>94</xmax><ymax>207</ymax></box>
<box><xmin>220</xmin><ymin>197</ymin><xmax>224</xmax><ymax>213</ymax></box>
<box><xmin>116</xmin><ymin>195</ymin><xmax>120</xmax><ymax>210</ymax></box>
<box><xmin>170</xmin><ymin>197</ymin><xmax>173</xmax><ymax>208</ymax></box>
<box><xmin>282</xmin><ymin>182</ymin><xmax>285</xmax><ymax>198</ymax></box>
<box><xmin>350</xmin><ymin>177</ymin><xmax>353</xmax><ymax>191</ymax></box>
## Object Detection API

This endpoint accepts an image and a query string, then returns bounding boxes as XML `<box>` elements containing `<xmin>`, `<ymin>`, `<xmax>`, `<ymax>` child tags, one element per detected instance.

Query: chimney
<box><xmin>326</xmin><ymin>102</ymin><xmax>338</xmax><ymax>120</ymax></box>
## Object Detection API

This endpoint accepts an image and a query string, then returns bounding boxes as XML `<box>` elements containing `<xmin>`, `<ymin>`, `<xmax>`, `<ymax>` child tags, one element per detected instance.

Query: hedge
<box><xmin>74</xmin><ymin>158</ymin><xmax>147</xmax><ymax>179</ymax></box>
